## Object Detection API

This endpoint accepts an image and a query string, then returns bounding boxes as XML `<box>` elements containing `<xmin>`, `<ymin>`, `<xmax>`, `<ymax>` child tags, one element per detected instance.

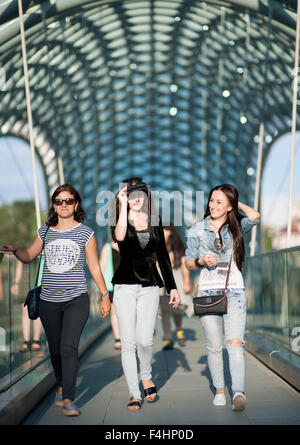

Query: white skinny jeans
<box><xmin>113</xmin><ymin>284</ymin><xmax>160</xmax><ymax>400</ymax></box>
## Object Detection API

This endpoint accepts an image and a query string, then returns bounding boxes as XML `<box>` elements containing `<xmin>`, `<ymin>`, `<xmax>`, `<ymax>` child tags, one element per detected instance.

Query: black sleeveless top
<box><xmin>111</xmin><ymin>217</ymin><xmax>177</xmax><ymax>294</ymax></box>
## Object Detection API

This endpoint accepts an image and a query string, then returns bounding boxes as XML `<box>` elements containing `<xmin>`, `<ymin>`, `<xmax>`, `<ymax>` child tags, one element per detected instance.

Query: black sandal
<box><xmin>19</xmin><ymin>341</ymin><xmax>30</xmax><ymax>352</ymax></box>
<box><xmin>144</xmin><ymin>386</ymin><xmax>157</xmax><ymax>402</ymax></box>
<box><xmin>128</xmin><ymin>397</ymin><xmax>141</xmax><ymax>411</ymax></box>
<box><xmin>31</xmin><ymin>340</ymin><xmax>41</xmax><ymax>351</ymax></box>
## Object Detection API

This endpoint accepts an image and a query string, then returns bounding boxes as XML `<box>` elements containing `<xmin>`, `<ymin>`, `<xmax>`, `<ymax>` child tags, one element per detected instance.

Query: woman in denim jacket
<box><xmin>185</xmin><ymin>184</ymin><xmax>259</xmax><ymax>411</ymax></box>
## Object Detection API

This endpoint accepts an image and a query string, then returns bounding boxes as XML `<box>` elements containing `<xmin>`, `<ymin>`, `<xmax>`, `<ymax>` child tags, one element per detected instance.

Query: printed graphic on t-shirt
<box><xmin>198</xmin><ymin>260</ymin><xmax>244</xmax><ymax>290</ymax></box>
<box><xmin>37</xmin><ymin>223</ymin><xmax>94</xmax><ymax>302</ymax></box>
<box><xmin>45</xmin><ymin>239</ymin><xmax>80</xmax><ymax>273</ymax></box>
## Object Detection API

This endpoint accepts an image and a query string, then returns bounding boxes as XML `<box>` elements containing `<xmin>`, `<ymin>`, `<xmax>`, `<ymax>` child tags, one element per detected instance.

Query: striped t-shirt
<box><xmin>37</xmin><ymin>223</ymin><xmax>94</xmax><ymax>302</ymax></box>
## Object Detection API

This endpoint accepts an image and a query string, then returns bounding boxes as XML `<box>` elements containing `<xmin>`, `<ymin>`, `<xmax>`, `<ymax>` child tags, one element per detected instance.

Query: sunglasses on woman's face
<box><xmin>214</xmin><ymin>235</ymin><xmax>224</xmax><ymax>252</ymax></box>
<box><xmin>53</xmin><ymin>198</ymin><xmax>75</xmax><ymax>206</ymax></box>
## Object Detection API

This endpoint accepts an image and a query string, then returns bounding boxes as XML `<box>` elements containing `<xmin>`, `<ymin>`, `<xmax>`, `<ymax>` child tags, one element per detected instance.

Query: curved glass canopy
<box><xmin>0</xmin><ymin>0</ymin><xmax>299</xmax><ymax>233</ymax></box>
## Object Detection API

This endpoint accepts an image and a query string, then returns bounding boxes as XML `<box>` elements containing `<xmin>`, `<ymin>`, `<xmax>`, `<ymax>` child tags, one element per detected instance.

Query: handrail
<box><xmin>0</xmin><ymin>250</ymin><xmax>15</xmax><ymax>255</ymax></box>
<box><xmin>246</xmin><ymin>245</ymin><xmax>300</xmax><ymax>259</ymax></box>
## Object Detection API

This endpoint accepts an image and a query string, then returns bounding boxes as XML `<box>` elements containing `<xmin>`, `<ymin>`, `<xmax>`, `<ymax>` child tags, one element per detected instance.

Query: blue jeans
<box><xmin>113</xmin><ymin>284</ymin><xmax>160</xmax><ymax>400</ymax></box>
<box><xmin>198</xmin><ymin>289</ymin><xmax>246</xmax><ymax>394</ymax></box>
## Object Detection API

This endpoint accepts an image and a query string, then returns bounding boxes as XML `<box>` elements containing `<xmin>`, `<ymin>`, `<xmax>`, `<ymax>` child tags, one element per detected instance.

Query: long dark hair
<box><xmin>163</xmin><ymin>223</ymin><xmax>185</xmax><ymax>269</ymax></box>
<box><xmin>204</xmin><ymin>184</ymin><xmax>244</xmax><ymax>271</ymax></box>
<box><xmin>46</xmin><ymin>184</ymin><xmax>86</xmax><ymax>227</ymax></box>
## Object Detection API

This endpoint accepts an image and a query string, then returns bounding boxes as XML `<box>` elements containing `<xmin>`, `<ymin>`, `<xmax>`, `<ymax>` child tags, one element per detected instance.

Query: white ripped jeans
<box><xmin>113</xmin><ymin>284</ymin><xmax>160</xmax><ymax>400</ymax></box>
<box><xmin>199</xmin><ymin>289</ymin><xmax>247</xmax><ymax>394</ymax></box>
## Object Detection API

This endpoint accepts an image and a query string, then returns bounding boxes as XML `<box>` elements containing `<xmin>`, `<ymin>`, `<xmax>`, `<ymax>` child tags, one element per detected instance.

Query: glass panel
<box><xmin>287</xmin><ymin>250</ymin><xmax>300</xmax><ymax>357</ymax></box>
<box><xmin>0</xmin><ymin>253</ymin><xmax>11</xmax><ymax>389</ymax></box>
<box><xmin>272</xmin><ymin>252</ymin><xmax>290</xmax><ymax>349</ymax></box>
<box><xmin>245</xmin><ymin>248</ymin><xmax>300</xmax><ymax>359</ymax></box>
<box><xmin>0</xmin><ymin>251</ymin><xmax>108</xmax><ymax>393</ymax></box>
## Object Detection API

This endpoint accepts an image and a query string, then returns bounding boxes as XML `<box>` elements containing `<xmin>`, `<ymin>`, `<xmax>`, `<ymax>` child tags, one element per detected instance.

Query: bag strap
<box><xmin>223</xmin><ymin>254</ymin><xmax>232</xmax><ymax>292</ymax></box>
<box><xmin>34</xmin><ymin>226</ymin><xmax>50</xmax><ymax>287</ymax></box>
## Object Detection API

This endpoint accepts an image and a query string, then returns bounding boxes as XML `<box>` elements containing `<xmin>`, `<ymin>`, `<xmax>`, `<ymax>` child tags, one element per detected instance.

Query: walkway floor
<box><xmin>23</xmin><ymin>315</ymin><xmax>300</xmax><ymax>425</ymax></box>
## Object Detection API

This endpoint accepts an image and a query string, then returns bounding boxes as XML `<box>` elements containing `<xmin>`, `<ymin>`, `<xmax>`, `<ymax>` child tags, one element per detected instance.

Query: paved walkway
<box><xmin>23</xmin><ymin>315</ymin><xmax>300</xmax><ymax>425</ymax></box>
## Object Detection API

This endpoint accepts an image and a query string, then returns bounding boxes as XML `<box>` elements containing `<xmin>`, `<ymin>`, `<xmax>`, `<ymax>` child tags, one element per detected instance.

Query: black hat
<box><xmin>126</xmin><ymin>182</ymin><xmax>148</xmax><ymax>194</ymax></box>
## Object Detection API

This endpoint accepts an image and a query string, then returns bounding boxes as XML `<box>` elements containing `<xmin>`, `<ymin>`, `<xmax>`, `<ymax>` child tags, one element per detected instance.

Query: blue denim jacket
<box><xmin>185</xmin><ymin>216</ymin><xmax>259</xmax><ymax>265</ymax></box>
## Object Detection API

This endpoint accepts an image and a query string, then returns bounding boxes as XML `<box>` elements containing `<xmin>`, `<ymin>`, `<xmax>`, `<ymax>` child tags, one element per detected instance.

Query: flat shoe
<box><xmin>55</xmin><ymin>392</ymin><xmax>63</xmax><ymax>407</ymax></box>
<box><xmin>232</xmin><ymin>392</ymin><xmax>247</xmax><ymax>411</ymax></box>
<box><xmin>31</xmin><ymin>340</ymin><xmax>41</xmax><ymax>351</ymax></box>
<box><xmin>213</xmin><ymin>393</ymin><xmax>226</xmax><ymax>406</ymax></box>
<box><xmin>144</xmin><ymin>386</ymin><xmax>157</xmax><ymax>402</ymax></box>
<box><xmin>128</xmin><ymin>397</ymin><xmax>141</xmax><ymax>411</ymax></box>
<box><xmin>62</xmin><ymin>402</ymin><xmax>80</xmax><ymax>416</ymax></box>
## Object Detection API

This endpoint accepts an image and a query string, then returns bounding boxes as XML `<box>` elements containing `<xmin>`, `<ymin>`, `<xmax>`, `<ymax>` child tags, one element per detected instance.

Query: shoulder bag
<box><xmin>24</xmin><ymin>226</ymin><xmax>49</xmax><ymax>320</ymax></box>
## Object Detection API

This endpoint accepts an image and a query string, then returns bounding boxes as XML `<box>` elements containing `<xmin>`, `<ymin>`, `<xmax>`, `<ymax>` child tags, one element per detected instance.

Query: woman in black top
<box><xmin>111</xmin><ymin>177</ymin><xmax>181</xmax><ymax>410</ymax></box>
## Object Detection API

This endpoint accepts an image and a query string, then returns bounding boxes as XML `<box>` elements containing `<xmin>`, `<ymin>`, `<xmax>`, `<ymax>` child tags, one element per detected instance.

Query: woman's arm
<box><xmin>85</xmin><ymin>235</ymin><xmax>111</xmax><ymax>318</ymax></box>
<box><xmin>181</xmin><ymin>256</ymin><xmax>191</xmax><ymax>293</ymax></box>
<box><xmin>113</xmin><ymin>186</ymin><xmax>128</xmax><ymax>242</ymax></box>
<box><xmin>156</xmin><ymin>220</ymin><xmax>181</xmax><ymax>307</ymax></box>
<box><xmin>10</xmin><ymin>260</ymin><xmax>23</xmax><ymax>296</ymax></box>
<box><xmin>99</xmin><ymin>242</ymin><xmax>108</xmax><ymax>270</ymax></box>
<box><xmin>238</xmin><ymin>201</ymin><xmax>260</xmax><ymax>221</ymax></box>
<box><xmin>184</xmin><ymin>225</ymin><xmax>216</xmax><ymax>270</ymax></box>
<box><xmin>2</xmin><ymin>234</ymin><xmax>43</xmax><ymax>263</ymax></box>
<box><xmin>185</xmin><ymin>255</ymin><xmax>216</xmax><ymax>270</ymax></box>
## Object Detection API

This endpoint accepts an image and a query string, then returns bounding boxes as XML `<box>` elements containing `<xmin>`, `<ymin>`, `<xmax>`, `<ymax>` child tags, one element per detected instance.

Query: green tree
<box><xmin>262</xmin><ymin>225</ymin><xmax>274</xmax><ymax>252</ymax></box>
<box><xmin>0</xmin><ymin>201</ymin><xmax>46</xmax><ymax>249</ymax></box>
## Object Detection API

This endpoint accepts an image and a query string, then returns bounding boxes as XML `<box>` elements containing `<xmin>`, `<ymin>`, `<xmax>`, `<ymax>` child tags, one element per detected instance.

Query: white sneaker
<box><xmin>213</xmin><ymin>393</ymin><xmax>226</xmax><ymax>406</ymax></box>
<box><xmin>232</xmin><ymin>392</ymin><xmax>247</xmax><ymax>411</ymax></box>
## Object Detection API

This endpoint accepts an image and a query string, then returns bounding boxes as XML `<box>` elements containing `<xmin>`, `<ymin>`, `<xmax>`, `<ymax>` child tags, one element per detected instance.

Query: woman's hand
<box><xmin>117</xmin><ymin>186</ymin><xmax>128</xmax><ymax>207</ymax></box>
<box><xmin>11</xmin><ymin>283</ymin><xmax>19</xmax><ymax>296</ymax></box>
<box><xmin>202</xmin><ymin>254</ymin><xmax>217</xmax><ymax>267</ymax></box>
<box><xmin>183</xmin><ymin>281</ymin><xmax>191</xmax><ymax>294</ymax></box>
<box><xmin>1</xmin><ymin>237</ymin><xmax>42</xmax><ymax>263</ymax></box>
<box><xmin>101</xmin><ymin>296</ymin><xmax>111</xmax><ymax>318</ymax></box>
<box><xmin>169</xmin><ymin>289</ymin><xmax>181</xmax><ymax>308</ymax></box>
<box><xmin>238</xmin><ymin>201</ymin><xmax>260</xmax><ymax>220</ymax></box>
<box><xmin>1</xmin><ymin>244</ymin><xmax>17</xmax><ymax>253</ymax></box>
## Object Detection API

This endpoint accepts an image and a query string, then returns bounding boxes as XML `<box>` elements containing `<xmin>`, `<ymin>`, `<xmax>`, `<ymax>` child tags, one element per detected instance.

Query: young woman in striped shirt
<box><xmin>3</xmin><ymin>184</ymin><xmax>110</xmax><ymax>417</ymax></box>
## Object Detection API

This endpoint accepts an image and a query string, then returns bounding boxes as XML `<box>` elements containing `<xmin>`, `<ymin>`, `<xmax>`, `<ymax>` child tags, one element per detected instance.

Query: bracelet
<box><xmin>194</xmin><ymin>258</ymin><xmax>202</xmax><ymax>268</ymax></box>
<box><xmin>100</xmin><ymin>291</ymin><xmax>109</xmax><ymax>299</ymax></box>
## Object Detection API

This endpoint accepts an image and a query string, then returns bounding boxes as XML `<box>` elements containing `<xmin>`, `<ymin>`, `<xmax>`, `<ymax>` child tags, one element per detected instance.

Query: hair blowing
<box><xmin>46</xmin><ymin>184</ymin><xmax>86</xmax><ymax>227</ymax></box>
<box><xmin>204</xmin><ymin>184</ymin><xmax>245</xmax><ymax>271</ymax></box>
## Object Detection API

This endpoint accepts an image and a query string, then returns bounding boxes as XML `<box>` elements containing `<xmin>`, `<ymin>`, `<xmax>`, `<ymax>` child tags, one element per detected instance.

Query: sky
<box><xmin>261</xmin><ymin>132</ymin><xmax>300</xmax><ymax>228</ymax></box>
<box><xmin>0</xmin><ymin>137</ymin><xmax>47</xmax><ymax>209</ymax></box>
<box><xmin>0</xmin><ymin>133</ymin><xmax>300</xmax><ymax>230</ymax></box>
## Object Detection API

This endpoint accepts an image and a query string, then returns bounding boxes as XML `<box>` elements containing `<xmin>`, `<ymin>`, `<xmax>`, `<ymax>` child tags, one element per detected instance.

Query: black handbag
<box><xmin>24</xmin><ymin>227</ymin><xmax>49</xmax><ymax>320</ymax></box>
<box><xmin>193</xmin><ymin>255</ymin><xmax>232</xmax><ymax>316</ymax></box>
